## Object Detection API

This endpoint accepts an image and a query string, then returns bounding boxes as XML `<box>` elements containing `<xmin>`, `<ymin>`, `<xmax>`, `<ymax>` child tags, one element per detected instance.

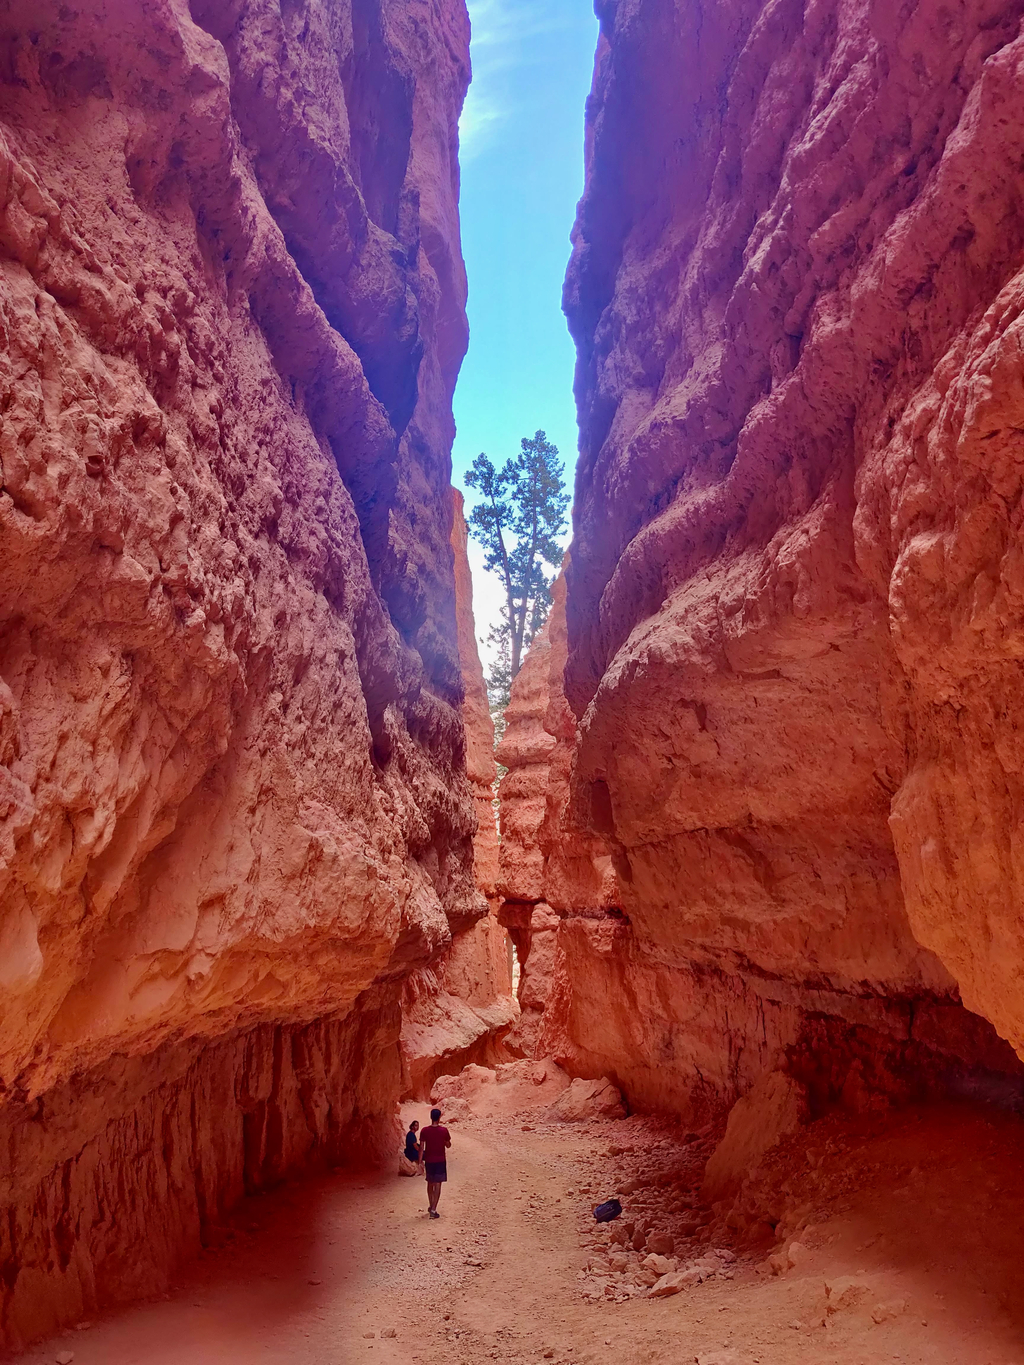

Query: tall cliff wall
<box><xmin>500</xmin><ymin>0</ymin><xmax>1024</xmax><ymax>1117</ymax></box>
<box><xmin>0</xmin><ymin>0</ymin><xmax>474</xmax><ymax>1347</ymax></box>
<box><xmin>400</xmin><ymin>490</ymin><xmax>516</xmax><ymax>1097</ymax></box>
<box><xmin>496</xmin><ymin>567</ymin><xmax>618</xmax><ymax>1057</ymax></box>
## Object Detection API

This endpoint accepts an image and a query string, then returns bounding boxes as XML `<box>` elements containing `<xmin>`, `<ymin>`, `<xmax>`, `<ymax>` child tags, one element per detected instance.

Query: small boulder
<box><xmin>871</xmin><ymin>1298</ymin><xmax>909</xmax><ymax>1324</ymax></box>
<box><xmin>650</xmin><ymin>1268</ymin><xmax>702</xmax><ymax>1297</ymax></box>
<box><xmin>825</xmin><ymin>1277</ymin><xmax>871</xmax><ymax>1312</ymax></box>
<box><xmin>646</xmin><ymin>1231</ymin><xmax>675</xmax><ymax>1257</ymax></box>
<box><xmin>551</xmin><ymin>1077</ymin><xmax>626</xmax><ymax>1122</ymax></box>
<box><xmin>430</xmin><ymin>1064</ymin><xmax>496</xmax><ymax>1104</ymax></box>
<box><xmin>702</xmin><ymin>1072</ymin><xmax>808</xmax><ymax>1201</ymax></box>
<box><xmin>745</xmin><ymin>1219</ymin><xmax>775</xmax><ymax>1244</ymax></box>
<box><xmin>642</xmin><ymin>1253</ymin><xmax>674</xmax><ymax>1277</ymax></box>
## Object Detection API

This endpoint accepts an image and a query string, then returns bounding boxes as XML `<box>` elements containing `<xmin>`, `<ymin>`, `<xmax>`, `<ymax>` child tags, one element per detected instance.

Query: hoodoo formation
<box><xmin>0</xmin><ymin>0</ymin><xmax>500</xmax><ymax>1348</ymax></box>
<box><xmin>502</xmin><ymin>0</ymin><xmax>1024</xmax><ymax>1121</ymax></box>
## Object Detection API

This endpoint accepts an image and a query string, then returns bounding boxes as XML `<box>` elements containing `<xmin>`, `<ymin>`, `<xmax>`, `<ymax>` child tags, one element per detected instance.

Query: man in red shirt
<box><xmin>419</xmin><ymin>1107</ymin><xmax>452</xmax><ymax>1219</ymax></box>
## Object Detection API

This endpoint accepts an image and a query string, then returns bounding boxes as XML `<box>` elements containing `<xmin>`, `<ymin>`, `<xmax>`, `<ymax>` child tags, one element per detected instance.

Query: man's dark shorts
<box><xmin>424</xmin><ymin>1161</ymin><xmax>447</xmax><ymax>1183</ymax></box>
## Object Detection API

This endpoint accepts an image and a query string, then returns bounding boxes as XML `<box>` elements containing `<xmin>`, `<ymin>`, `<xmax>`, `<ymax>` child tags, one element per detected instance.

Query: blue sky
<box><xmin>452</xmin><ymin>0</ymin><xmax>599</xmax><ymax>659</ymax></box>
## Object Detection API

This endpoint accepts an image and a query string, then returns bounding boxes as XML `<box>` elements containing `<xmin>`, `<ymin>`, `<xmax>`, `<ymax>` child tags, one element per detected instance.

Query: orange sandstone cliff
<box><xmin>0</xmin><ymin>0</ymin><xmax>477</xmax><ymax>1347</ymax></box>
<box><xmin>496</xmin><ymin>568</ymin><xmax>618</xmax><ymax>1058</ymax></box>
<box><xmin>400</xmin><ymin>490</ymin><xmax>516</xmax><ymax>1098</ymax></box>
<box><xmin>501</xmin><ymin>0</ymin><xmax>1024</xmax><ymax>1116</ymax></box>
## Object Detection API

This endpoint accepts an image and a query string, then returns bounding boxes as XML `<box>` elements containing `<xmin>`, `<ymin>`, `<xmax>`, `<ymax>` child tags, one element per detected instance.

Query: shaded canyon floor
<box><xmin>11</xmin><ymin>1079</ymin><xmax>1024</xmax><ymax>1365</ymax></box>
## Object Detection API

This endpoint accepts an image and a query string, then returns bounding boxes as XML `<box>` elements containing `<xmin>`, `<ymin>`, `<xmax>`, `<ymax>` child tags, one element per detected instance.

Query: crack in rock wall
<box><xmin>0</xmin><ymin>0</ymin><xmax>477</xmax><ymax>1346</ymax></box>
<box><xmin>499</xmin><ymin>0</ymin><xmax>1024</xmax><ymax>1118</ymax></box>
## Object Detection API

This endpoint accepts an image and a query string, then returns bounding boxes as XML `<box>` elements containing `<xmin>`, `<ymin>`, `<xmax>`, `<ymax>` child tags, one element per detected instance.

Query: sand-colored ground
<box><xmin>10</xmin><ymin>1082</ymin><xmax>1024</xmax><ymax>1365</ymax></box>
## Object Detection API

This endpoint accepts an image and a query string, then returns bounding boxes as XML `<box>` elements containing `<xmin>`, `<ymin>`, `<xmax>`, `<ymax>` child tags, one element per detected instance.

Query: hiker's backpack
<box><xmin>593</xmin><ymin>1198</ymin><xmax>623</xmax><ymax>1223</ymax></box>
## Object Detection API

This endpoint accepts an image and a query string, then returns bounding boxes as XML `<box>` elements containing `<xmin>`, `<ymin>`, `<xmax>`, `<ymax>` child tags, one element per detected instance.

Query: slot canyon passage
<box><xmin>7</xmin><ymin>0</ymin><xmax>1024</xmax><ymax>1362</ymax></box>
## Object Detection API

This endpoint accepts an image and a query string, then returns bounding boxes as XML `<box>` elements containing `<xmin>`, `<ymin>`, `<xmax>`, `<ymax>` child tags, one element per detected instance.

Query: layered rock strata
<box><xmin>503</xmin><ymin>0</ymin><xmax>1024</xmax><ymax>1114</ymax></box>
<box><xmin>0</xmin><ymin>0</ymin><xmax>475</xmax><ymax>1347</ymax></box>
<box><xmin>400</xmin><ymin>492</ymin><xmax>516</xmax><ymax>1098</ymax></box>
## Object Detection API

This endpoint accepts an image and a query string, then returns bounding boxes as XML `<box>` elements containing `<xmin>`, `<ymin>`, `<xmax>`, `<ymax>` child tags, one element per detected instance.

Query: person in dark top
<box><xmin>419</xmin><ymin>1107</ymin><xmax>451</xmax><ymax>1219</ymax></box>
<box><xmin>404</xmin><ymin>1121</ymin><xmax>420</xmax><ymax>1164</ymax></box>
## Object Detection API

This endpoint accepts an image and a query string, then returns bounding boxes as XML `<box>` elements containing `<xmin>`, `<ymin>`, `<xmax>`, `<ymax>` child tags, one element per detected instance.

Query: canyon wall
<box><xmin>0</xmin><ymin>0</ymin><xmax>476</xmax><ymax>1347</ymax></box>
<box><xmin>496</xmin><ymin>568</ymin><xmax>618</xmax><ymax>1058</ymax></box>
<box><xmin>500</xmin><ymin>0</ymin><xmax>1024</xmax><ymax>1117</ymax></box>
<box><xmin>400</xmin><ymin>491</ymin><xmax>516</xmax><ymax>1098</ymax></box>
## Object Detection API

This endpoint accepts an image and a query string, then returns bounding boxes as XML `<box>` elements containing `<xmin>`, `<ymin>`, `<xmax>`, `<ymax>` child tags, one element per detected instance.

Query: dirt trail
<box><xmin>11</xmin><ymin>1099</ymin><xmax>1024</xmax><ymax>1365</ymax></box>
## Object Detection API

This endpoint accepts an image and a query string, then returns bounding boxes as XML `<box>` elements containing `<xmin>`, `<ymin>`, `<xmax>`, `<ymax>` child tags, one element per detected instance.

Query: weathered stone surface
<box><xmin>0</xmin><ymin>0</ymin><xmax>473</xmax><ymax>1346</ymax></box>
<box><xmin>501</xmin><ymin>900</ymin><xmax>560</xmax><ymax>1057</ymax></box>
<box><xmin>497</xmin><ymin>613</ymin><xmax>558</xmax><ymax>904</ymax></box>
<box><xmin>399</xmin><ymin>929</ymin><xmax>515</xmax><ymax>1100</ymax></box>
<box><xmin>702</xmin><ymin>1072</ymin><xmax>808</xmax><ymax>1201</ymax></box>
<box><xmin>499</xmin><ymin>0</ymin><xmax>1024</xmax><ymax>1113</ymax></box>
<box><xmin>497</xmin><ymin>571</ymin><xmax>619</xmax><ymax>1057</ymax></box>
<box><xmin>399</xmin><ymin>489</ymin><xmax>516</xmax><ymax>1099</ymax></box>
<box><xmin>0</xmin><ymin>990</ymin><xmax>401</xmax><ymax>1348</ymax></box>
<box><xmin>451</xmin><ymin>489</ymin><xmax>501</xmax><ymax>903</ymax></box>
<box><xmin>549</xmin><ymin>1075</ymin><xmax>626</xmax><ymax>1122</ymax></box>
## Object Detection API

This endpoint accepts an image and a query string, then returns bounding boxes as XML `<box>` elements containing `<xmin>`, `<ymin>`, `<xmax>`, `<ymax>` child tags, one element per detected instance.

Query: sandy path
<box><xmin>11</xmin><ymin>1101</ymin><xmax>1024</xmax><ymax>1365</ymax></box>
<box><xmin>8</xmin><ymin>1109</ymin><xmax>603</xmax><ymax>1365</ymax></box>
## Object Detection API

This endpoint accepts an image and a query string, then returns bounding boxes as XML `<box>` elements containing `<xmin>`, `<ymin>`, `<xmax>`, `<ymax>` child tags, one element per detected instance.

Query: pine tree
<box><xmin>465</xmin><ymin>430</ymin><xmax>569</xmax><ymax>685</ymax></box>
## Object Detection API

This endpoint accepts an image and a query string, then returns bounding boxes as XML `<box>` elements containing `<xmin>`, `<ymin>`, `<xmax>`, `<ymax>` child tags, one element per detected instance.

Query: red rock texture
<box><xmin>495</xmin><ymin>569</ymin><xmax>619</xmax><ymax>1056</ymax></box>
<box><xmin>399</xmin><ymin>491</ymin><xmax>515</xmax><ymax>1098</ymax></box>
<box><xmin>0</xmin><ymin>0</ymin><xmax>475</xmax><ymax>1346</ymax></box>
<box><xmin>1</xmin><ymin>991</ymin><xmax>401</xmax><ymax>1348</ymax></box>
<box><xmin>450</xmin><ymin>490</ymin><xmax>501</xmax><ymax>903</ymax></box>
<box><xmin>501</xmin><ymin>0</ymin><xmax>1024</xmax><ymax>1113</ymax></box>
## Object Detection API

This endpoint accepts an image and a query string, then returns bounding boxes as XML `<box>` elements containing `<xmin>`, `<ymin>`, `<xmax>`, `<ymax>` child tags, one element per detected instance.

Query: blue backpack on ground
<box><xmin>593</xmin><ymin>1198</ymin><xmax>623</xmax><ymax>1222</ymax></box>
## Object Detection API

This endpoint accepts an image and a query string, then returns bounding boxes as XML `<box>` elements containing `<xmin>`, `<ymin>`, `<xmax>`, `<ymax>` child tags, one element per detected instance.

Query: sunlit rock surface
<box><xmin>0</xmin><ymin>0</ymin><xmax>474</xmax><ymax>1346</ymax></box>
<box><xmin>497</xmin><ymin>570</ymin><xmax>617</xmax><ymax>1057</ymax></box>
<box><xmin>400</xmin><ymin>491</ymin><xmax>516</xmax><ymax>1099</ymax></box>
<box><xmin>501</xmin><ymin>0</ymin><xmax>1024</xmax><ymax>1113</ymax></box>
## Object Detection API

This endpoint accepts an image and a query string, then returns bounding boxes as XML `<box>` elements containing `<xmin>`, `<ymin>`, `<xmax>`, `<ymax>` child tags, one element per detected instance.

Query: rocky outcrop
<box><xmin>399</xmin><ymin>491</ymin><xmax>516</xmax><ymax>1098</ymax></box>
<box><xmin>450</xmin><ymin>491</ymin><xmax>501</xmax><ymax>905</ymax></box>
<box><xmin>496</xmin><ymin>569</ymin><xmax>619</xmax><ymax>1057</ymax></box>
<box><xmin>502</xmin><ymin>0</ymin><xmax>1024</xmax><ymax>1115</ymax></box>
<box><xmin>0</xmin><ymin>0</ymin><xmax>475</xmax><ymax>1347</ymax></box>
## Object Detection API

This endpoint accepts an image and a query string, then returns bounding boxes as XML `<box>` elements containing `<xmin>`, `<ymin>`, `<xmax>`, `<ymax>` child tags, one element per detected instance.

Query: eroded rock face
<box><xmin>496</xmin><ymin>569</ymin><xmax>619</xmax><ymax>1057</ymax></box>
<box><xmin>502</xmin><ymin>0</ymin><xmax>1024</xmax><ymax>1113</ymax></box>
<box><xmin>0</xmin><ymin>0</ymin><xmax>473</xmax><ymax>1345</ymax></box>
<box><xmin>450</xmin><ymin>490</ymin><xmax>501</xmax><ymax>903</ymax></box>
<box><xmin>399</xmin><ymin>491</ymin><xmax>516</xmax><ymax>1098</ymax></box>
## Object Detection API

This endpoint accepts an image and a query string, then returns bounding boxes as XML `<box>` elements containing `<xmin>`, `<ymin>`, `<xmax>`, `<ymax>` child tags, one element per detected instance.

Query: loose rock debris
<box><xmin>15</xmin><ymin>1070</ymin><xmax>1024</xmax><ymax>1365</ymax></box>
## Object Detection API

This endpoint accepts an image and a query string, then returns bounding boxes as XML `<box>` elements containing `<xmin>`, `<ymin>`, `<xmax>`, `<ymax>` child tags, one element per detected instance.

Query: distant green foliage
<box><xmin>486</xmin><ymin>617</ymin><xmax>512</xmax><ymax>732</ymax></box>
<box><xmin>465</xmin><ymin>431</ymin><xmax>570</xmax><ymax>700</ymax></box>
